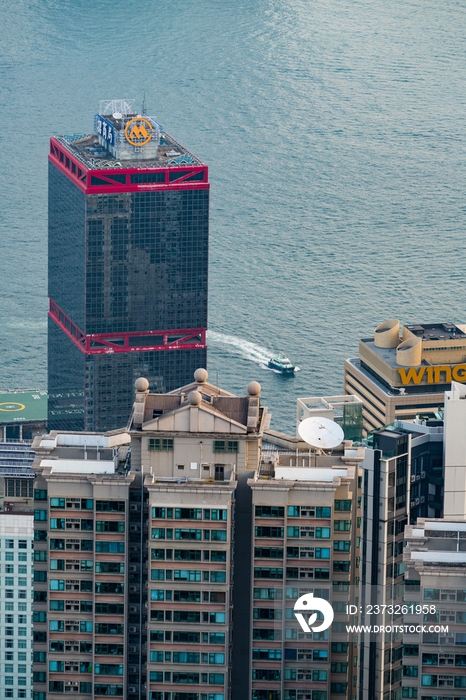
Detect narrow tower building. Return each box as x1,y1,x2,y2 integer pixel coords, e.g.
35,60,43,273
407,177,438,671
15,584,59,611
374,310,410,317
48,100,209,431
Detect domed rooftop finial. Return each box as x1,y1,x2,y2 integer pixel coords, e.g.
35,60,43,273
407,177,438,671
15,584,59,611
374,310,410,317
135,377,149,392
247,381,261,396
188,390,202,406
194,368,208,384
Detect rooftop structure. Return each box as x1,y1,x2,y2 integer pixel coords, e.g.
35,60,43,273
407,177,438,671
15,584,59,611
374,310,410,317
344,319,465,432
0,389,47,441
296,394,364,442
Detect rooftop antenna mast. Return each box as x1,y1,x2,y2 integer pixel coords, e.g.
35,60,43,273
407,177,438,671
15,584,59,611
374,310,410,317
142,92,147,115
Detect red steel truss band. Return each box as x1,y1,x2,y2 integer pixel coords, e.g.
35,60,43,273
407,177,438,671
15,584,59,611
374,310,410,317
49,299,207,355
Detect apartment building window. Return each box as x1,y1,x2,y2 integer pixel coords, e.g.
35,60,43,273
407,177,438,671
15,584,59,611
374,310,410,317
213,440,238,453
255,526,284,538
253,608,282,620
334,500,352,511
95,562,124,573
334,520,351,532
173,591,199,602
50,497,93,509
333,561,350,573
175,508,202,520
95,582,124,595
95,541,124,553
252,649,282,660
204,509,227,521
253,588,282,600
96,500,125,512
148,438,174,451
96,520,124,532
175,529,202,540
255,506,284,518
6,479,33,498
207,530,227,541
254,568,283,579
254,547,283,559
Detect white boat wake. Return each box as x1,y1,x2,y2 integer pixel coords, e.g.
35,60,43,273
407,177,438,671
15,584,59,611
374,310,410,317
206,330,272,368
207,330,299,372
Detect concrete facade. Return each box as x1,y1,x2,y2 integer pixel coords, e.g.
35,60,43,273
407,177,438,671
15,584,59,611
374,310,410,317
0,512,34,700
444,381,466,519
32,369,267,700
249,444,364,700
402,519,466,700
360,419,444,700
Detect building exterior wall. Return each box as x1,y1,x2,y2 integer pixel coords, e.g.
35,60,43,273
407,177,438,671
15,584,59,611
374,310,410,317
344,359,446,434
0,512,34,700
48,127,209,433
249,455,362,700
444,382,466,518
360,421,444,699
146,479,235,700
402,520,466,700
32,456,134,700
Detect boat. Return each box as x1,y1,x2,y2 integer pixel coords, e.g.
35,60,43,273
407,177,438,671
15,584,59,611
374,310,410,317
268,354,296,374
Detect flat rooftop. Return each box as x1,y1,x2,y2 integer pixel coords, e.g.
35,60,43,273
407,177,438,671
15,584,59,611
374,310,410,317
56,127,204,171
404,322,466,341
360,322,466,372
0,390,47,424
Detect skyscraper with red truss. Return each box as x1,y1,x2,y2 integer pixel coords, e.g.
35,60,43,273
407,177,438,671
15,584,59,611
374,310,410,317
48,100,209,431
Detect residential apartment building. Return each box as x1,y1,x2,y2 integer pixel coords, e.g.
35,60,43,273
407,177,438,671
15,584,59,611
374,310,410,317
128,369,266,700
360,419,444,699
402,519,466,700
32,369,267,700
249,443,364,700
32,430,133,700
0,512,34,700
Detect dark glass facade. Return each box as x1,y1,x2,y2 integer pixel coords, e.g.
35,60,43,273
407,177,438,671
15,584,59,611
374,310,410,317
48,152,208,432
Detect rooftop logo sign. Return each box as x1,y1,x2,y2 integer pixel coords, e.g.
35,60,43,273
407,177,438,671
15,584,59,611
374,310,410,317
96,115,115,146
124,117,153,147
398,364,466,385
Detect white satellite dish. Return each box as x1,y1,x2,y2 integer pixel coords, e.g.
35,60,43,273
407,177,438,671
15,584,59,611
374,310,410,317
298,416,344,450
113,112,123,119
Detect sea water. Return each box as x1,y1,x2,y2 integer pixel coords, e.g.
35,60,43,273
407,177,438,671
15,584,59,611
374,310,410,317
0,0,465,432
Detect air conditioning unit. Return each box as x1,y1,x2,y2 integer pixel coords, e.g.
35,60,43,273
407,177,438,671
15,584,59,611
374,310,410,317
129,665,138,673
130,606,138,613
130,504,139,511
129,586,138,593
129,687,137,694
410,475,416,482
129,645,137,653
421,471,426,478
415,498,420,505
130,565,138,572
129,626,138,633
410,501,416,508
130,524,140,532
